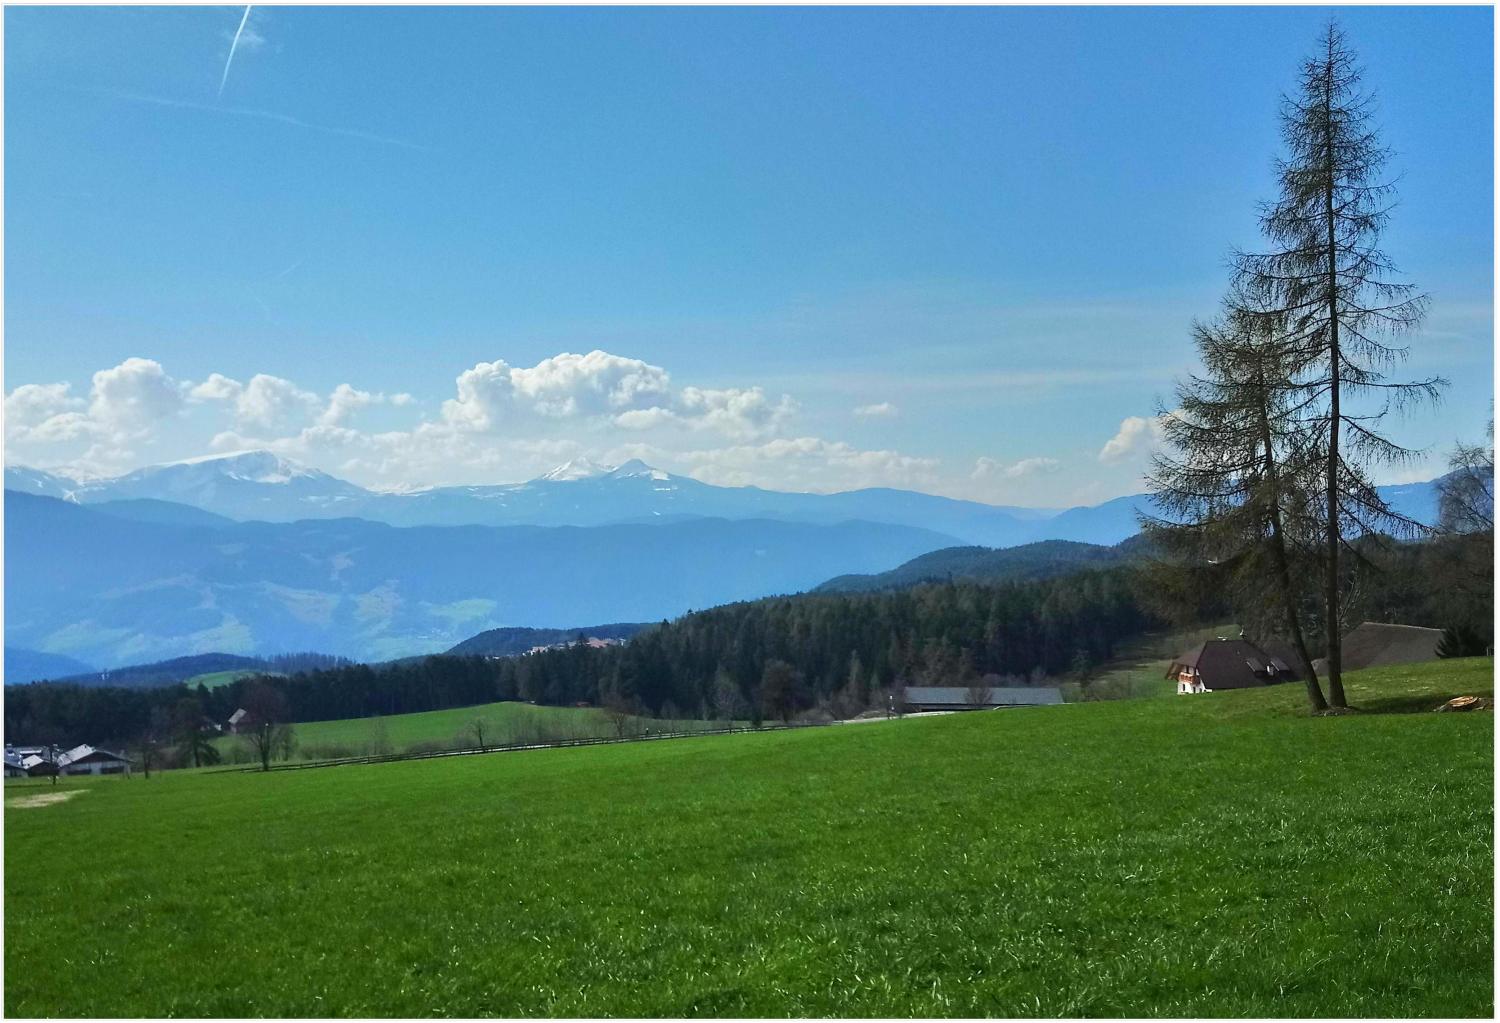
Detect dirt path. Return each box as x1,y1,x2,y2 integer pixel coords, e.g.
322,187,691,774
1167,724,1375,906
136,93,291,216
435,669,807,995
6,790,84,809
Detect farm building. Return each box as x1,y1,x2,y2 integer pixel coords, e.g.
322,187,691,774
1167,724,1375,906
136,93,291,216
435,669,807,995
1314,622,1444,675
902,685,1064,711
57,744,131,776
226,708,249,734
9,745,61,777
1168,637,1306,694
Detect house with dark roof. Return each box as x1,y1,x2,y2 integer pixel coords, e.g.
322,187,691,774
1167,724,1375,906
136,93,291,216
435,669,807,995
902,685,1064,711
1167,637,1305,694
1313,622,1443,675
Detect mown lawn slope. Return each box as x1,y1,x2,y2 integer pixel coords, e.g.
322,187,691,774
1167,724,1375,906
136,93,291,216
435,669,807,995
6,659,1492,1017
210,700,633,762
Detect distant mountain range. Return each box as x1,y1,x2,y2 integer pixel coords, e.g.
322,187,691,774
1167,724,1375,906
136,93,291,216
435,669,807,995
5,451,1446,671
5,491,959,668
8,450,1444,548
5,647,97,686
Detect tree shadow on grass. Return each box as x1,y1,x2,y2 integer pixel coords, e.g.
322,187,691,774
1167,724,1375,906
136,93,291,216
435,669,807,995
1350,691,1495,715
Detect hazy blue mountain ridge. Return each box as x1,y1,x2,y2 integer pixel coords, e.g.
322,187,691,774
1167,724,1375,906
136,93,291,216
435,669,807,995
6,491,961,667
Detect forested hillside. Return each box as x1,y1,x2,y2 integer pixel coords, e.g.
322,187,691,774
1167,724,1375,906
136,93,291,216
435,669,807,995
5,568,1153,745
817,538,1136,593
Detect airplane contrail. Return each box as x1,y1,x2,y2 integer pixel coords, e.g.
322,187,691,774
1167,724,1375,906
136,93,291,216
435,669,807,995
218,5,253,98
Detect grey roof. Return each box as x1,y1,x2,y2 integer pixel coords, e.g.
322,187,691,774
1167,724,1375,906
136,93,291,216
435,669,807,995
59,744,130,766
1322,622,1443,672
58,744,93,767
903,686,1064,707
1168,638,1305,690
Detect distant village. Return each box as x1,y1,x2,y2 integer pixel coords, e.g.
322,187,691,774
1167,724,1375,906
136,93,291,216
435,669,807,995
5,704,260,778
6,743,131,778
518,635,628,657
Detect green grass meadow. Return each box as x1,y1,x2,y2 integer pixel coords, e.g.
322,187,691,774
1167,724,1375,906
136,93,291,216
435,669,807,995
211,700,631,763
6,659,1493,1016
185,668,266,690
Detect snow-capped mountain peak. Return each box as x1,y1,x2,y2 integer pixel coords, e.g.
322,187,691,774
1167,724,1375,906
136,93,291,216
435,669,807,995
608,458,671,482
151,449,323,485
536,457,614,482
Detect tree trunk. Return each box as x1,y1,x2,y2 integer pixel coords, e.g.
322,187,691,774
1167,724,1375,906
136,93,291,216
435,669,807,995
1256,369,1328,712
1322,45,1348,709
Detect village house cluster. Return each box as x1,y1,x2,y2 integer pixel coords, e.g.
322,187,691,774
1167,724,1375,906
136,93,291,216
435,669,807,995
4,743,132,778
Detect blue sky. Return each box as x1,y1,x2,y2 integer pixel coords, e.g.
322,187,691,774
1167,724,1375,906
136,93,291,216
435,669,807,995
5,5,1492,505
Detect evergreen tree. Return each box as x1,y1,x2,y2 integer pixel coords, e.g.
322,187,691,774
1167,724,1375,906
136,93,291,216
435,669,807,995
1146,305,1329,711
1232,22,1443,707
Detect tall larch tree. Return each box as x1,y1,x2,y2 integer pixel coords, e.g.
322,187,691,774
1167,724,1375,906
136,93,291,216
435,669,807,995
1232,22,1444,708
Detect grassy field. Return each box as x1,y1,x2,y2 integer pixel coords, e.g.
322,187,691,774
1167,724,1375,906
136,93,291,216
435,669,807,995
211,701,716,763
185,668,267,690
6,658,1492,1016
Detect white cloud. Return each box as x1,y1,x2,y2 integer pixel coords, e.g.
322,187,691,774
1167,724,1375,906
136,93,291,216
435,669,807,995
510,350,672,418
853,402,898,419
1098,415,1165,463
680,436,940,493
5,382,88,443
191,372,320,434
234,374,321,433
672,386,796,439
6,351,942,497
320,383,380,427
6,359,189,468
88,357,186,438
972,456,1061,480
439,350,793,440
441,359,516,432
189,373,244,403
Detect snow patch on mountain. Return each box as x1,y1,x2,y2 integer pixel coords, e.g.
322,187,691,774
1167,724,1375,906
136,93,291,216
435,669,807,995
537,457,613,482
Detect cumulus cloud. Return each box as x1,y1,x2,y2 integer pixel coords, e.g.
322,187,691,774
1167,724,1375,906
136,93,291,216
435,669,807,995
235,374,322,432
510,350,672,418
6,350,928,494
320,383,381,427
670,386,796,439
972,455,1061,480
439,350,793,440
5,359,191,470
189,373,244,403
853,402,899,419
1098,415,1166,463
190,372,331,433
88,358,186,437
5,382,88,443
442,359,517,432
